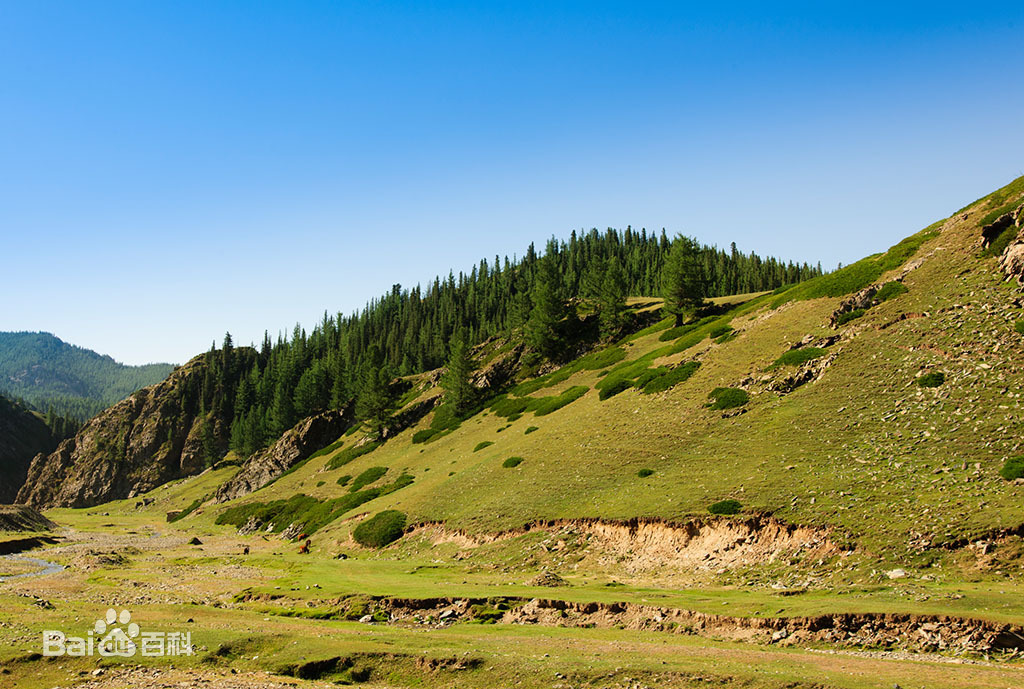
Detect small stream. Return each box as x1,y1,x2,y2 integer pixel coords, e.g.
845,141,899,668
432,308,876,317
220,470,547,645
0,554,66,582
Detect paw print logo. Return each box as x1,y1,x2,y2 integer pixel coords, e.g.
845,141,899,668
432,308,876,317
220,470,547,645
94,608,140,657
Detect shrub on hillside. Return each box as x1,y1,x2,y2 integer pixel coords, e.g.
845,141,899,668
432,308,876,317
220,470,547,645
637,468,654,478
532,385,589,416
524,426,539,434
640,362,701,394
502,456,524,468
772,347,827,368
999,456,1024,481
709,325,733,340
1015,320,1024,335
349,466,388,492
706,387,749,410
473,441,494,452
598,379,633,401
336,474,351,487
836,309,866,326
326,441,381,470
411,429,440,444
352,510,407,548
708,499,742,515
875,281,908,302
916,372,945,388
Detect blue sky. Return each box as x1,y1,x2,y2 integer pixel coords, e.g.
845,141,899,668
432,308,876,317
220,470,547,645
2,2,1023,365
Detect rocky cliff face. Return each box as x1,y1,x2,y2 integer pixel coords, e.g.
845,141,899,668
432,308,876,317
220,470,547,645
215,409,351,502
16,356,230,508
0,395,56,503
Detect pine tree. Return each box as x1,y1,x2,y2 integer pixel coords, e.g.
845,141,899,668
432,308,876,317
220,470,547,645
599,255,628,339
356,345,394,439
662,235,706,326
526,252,569,360
440,330,475,416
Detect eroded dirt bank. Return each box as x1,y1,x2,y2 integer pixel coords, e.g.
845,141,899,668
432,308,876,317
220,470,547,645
239,591,1024,656
407,515,844,576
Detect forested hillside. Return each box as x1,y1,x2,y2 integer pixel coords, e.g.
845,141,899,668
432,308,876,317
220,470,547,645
0,332,175,421
199,228,821,459
0,394,62,502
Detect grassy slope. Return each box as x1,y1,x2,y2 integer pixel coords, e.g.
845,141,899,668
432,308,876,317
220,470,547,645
215,178,1024,559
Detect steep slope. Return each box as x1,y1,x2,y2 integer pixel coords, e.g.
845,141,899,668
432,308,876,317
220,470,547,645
0,331,174,421
212,176,1024,562
0,394,56,503
15,355,230,508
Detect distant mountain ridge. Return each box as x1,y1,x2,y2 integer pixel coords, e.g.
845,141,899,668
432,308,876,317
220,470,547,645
0,332,175,421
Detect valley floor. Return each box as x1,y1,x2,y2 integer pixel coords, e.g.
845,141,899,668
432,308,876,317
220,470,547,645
1,504,1023,689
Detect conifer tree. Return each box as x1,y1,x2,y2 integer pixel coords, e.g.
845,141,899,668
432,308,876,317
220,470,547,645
662,235,706,326
440,330,475,416
599,255,628,339
356,345,394,439
526,252,569,360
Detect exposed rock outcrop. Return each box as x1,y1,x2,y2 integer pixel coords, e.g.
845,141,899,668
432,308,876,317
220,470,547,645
215,409,352,503
1000,240,1024,285
16,355,234,508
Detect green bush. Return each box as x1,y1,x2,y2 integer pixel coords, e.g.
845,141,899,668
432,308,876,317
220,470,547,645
985,226,1019,258
352,510,407,548
489,395,531,419
709,325,733,339
349,466,388,492
473,441,494,452
1014,320,1024,335
532,385,589,416
707,387,749,410
640,362,701,394
598,379,633,400
708,499,742,515
326,441,381,470
874,281,908,302
502,456,524,468
714,330,738,344
632,367,670,389
836,309,866,326
411,429,439,444
916,372,945,388
999,455,1024,481
524,426,539,434
637,468,654,478
336,474,351,487
772,347,827,368
168,497,204,523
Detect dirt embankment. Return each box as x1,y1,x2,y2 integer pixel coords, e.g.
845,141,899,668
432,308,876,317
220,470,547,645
278,593,1023,656
410,515,844,576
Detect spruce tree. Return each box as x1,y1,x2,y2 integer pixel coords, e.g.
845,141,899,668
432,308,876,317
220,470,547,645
662,235,706,326
356,345,394,439
526,253,569,360
599,255,628,339
440,331,475,416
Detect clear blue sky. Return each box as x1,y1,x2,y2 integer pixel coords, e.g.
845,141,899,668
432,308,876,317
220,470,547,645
2,2,1022,365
